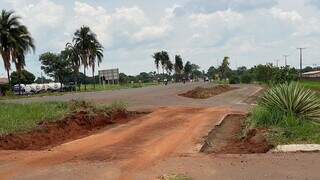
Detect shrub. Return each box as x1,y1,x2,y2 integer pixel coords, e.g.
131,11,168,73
240,73,252,84
260,82,320,122
229,76,240,84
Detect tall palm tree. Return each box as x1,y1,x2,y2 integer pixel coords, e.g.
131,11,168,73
88,40,103,89
152,52,161,75
174,55,184,81
65,42,81,90
73,26,101,91
160,51,170,75
0,10,34,87
165,60,173,75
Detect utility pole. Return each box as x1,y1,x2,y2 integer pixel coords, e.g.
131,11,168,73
283,55,289,66
297,48,306,78
41,72,44,84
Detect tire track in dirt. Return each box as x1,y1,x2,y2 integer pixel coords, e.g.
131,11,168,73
0,107,239,179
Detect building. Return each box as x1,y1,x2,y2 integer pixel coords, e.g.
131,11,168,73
302,70,320,81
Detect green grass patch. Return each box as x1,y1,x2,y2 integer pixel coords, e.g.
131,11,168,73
247,106,320,145
301,81,320,91
0,100,128,136
0,102,68,135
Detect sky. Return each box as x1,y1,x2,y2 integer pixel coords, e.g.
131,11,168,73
0,0,320,77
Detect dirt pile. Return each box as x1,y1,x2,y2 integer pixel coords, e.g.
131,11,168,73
200,114,273,154
179,85,238,99
0,110,146,150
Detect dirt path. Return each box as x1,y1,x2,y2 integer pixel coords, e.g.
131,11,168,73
0,107,240,180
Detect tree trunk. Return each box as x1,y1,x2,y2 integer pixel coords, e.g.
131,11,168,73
92,65,95,89
83,67,87,91
6,69,11,87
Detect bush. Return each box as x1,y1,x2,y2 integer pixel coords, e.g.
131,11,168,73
260,82,320,122
240,73,252,84
229,76,240,84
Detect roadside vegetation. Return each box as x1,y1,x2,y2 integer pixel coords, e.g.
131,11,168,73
0,100,127,135
246,83,320,145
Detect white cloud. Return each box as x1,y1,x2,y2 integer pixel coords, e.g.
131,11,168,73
190,9,243,27
270,8,303,23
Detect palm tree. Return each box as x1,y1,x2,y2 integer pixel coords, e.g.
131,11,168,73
184,61,192,80
165,59,173,75
88,40,103,89
65,42,81,90
160,51,170,75
174,55,184,81
0,10,34,88
73,26,101,91
152,52,161,75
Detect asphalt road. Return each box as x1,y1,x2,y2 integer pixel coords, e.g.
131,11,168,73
2,82,261,111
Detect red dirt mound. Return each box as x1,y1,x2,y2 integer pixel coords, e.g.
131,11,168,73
179,85,238,99
200,114,273,154
0,110,147,150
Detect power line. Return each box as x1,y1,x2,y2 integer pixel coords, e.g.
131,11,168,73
297,48,306,77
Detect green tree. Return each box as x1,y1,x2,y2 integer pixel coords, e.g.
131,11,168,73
10,70,35,85
0,10,35,86
65,42,81,90
207,66,217,79
174,55,184,81
39,52,73,87
160,51,170,75
73,26,102,90
218,57,232,80
153,52,161,75
184,61,192,79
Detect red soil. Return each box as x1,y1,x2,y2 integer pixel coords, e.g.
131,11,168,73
0,110,146,150
200,114,273,154
179,85,238,99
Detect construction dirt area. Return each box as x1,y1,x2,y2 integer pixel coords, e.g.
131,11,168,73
0,83,319,180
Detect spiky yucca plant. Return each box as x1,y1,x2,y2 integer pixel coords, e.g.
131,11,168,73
260,83,320,122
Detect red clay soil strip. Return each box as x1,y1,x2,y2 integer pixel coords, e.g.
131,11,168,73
179,85,238,99
200,114,273,154
0,111,148,150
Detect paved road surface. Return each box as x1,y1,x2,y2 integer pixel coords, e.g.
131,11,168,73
2,83,260,111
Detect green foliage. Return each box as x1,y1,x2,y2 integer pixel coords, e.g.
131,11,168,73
218,56,232,80
273,66,299,84
229,76,240,84
261,83,320,122
10,70,35,85
240,73,252,84
39,52,73,83
248,106,320,144
207,66,217,79
0,10,35,84
251,64,275,84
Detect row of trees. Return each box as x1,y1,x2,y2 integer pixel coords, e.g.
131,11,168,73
39,26,104,90
152,51,203,81
0,10,35,88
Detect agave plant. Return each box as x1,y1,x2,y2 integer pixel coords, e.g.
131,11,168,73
260,82,320,122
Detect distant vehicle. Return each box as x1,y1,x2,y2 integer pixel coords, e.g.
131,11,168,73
13,83,64,95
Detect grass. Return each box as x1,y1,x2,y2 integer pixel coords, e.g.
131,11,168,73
247,106,320,145
301,81,320,91
0,100,128,136
0,82,157,100
0,102,69,135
